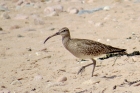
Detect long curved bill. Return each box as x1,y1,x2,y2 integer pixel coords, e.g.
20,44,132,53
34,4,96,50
44,32,60,44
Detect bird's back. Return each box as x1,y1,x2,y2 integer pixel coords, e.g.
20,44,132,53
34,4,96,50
63,38,126,59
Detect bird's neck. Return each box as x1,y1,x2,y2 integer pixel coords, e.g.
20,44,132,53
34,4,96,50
62,34,71,47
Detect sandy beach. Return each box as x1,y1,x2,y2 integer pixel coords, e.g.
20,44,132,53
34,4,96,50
0,0,140,93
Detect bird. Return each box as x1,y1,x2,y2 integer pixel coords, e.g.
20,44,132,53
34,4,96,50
44,27,127,77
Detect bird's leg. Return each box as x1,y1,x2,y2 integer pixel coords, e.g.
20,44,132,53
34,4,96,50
91,59,96,77
112,52,126,66
77,59,96,77
77,63,94,75
112,56,119,66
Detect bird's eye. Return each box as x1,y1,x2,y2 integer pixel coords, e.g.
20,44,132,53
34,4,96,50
63,30,66,32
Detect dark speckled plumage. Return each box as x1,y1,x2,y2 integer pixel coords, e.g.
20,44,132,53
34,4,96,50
64,38,126,58
44,27,127,77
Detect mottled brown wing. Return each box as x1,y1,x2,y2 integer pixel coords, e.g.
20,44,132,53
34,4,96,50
73,39,126,56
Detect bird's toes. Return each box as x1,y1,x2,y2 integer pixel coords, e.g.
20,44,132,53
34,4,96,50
77,66,85,75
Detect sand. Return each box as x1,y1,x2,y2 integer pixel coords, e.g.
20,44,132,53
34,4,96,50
0,0,140,93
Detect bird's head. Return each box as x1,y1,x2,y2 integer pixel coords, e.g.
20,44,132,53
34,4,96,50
44,27,70,44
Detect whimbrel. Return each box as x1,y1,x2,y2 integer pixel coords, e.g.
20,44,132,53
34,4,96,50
44,27,127,77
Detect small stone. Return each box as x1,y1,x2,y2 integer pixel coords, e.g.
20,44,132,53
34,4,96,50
82,79,93,85
11,80,22,85
132,32,135,35
134,0,140,3
88,21,94,24
33,75,43,81
112,18,117,22
15,6,21,10
103,6,110,11
57,76,67,82
10,25,20,30
67,7,79,14
97,39,101,42
17,34,24,37
28,48,32,51
35,52,40,56
0,5,9,11
40,0,45,2
126,37,132,39
113,85,117,90
106,39,110,42
85,0,94,3
50,28,55,31
34,3,41,8
104,15,110,20
44,7,59,16
34,18,45,25
16,0,24,6
0,27,3,31
44,7,55,15
132,57,137,62
1,86,6,88
25,28,36,31
31,88,36,91
95,22,103,27
0,89,11,93
14,14,28,20
54,0,61,2
1,12,10,19
52,5,63,12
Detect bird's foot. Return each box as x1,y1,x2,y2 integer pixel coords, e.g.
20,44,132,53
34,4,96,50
77,66,85,75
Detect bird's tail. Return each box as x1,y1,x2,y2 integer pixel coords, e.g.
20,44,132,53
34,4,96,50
107,46,127,55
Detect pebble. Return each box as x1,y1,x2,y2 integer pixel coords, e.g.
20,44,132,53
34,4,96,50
46,82,65,88
44,7,58,16
15,6,21,10
82,79,100,85
34,3,41,8
25,28,36,31
95,22,104,27
1,12,10,19
0,5,9,11
67,7,79,14
34,18,45,25
97,39,101,42
52,5,63,12
17,34,24,37
45,0,52,3
57,76,67,82
44,7,55,13
14,14,28,20
50,28,55,31
103,6,110,11
44,5,63,16
104,15,110,20
10,25,20,30
82,79,93,85
78,7,103,15
0,89,11,93
16,0,24,6
33,75,43,81
53,0,61,3
134,0,140,3
11,80,22,85
84,0,94,3
88,20,94,24
132,32,135,35
106,39,110,42
0,27,3,31
71,0,82,2
126,37,132,39
132,56,137,62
